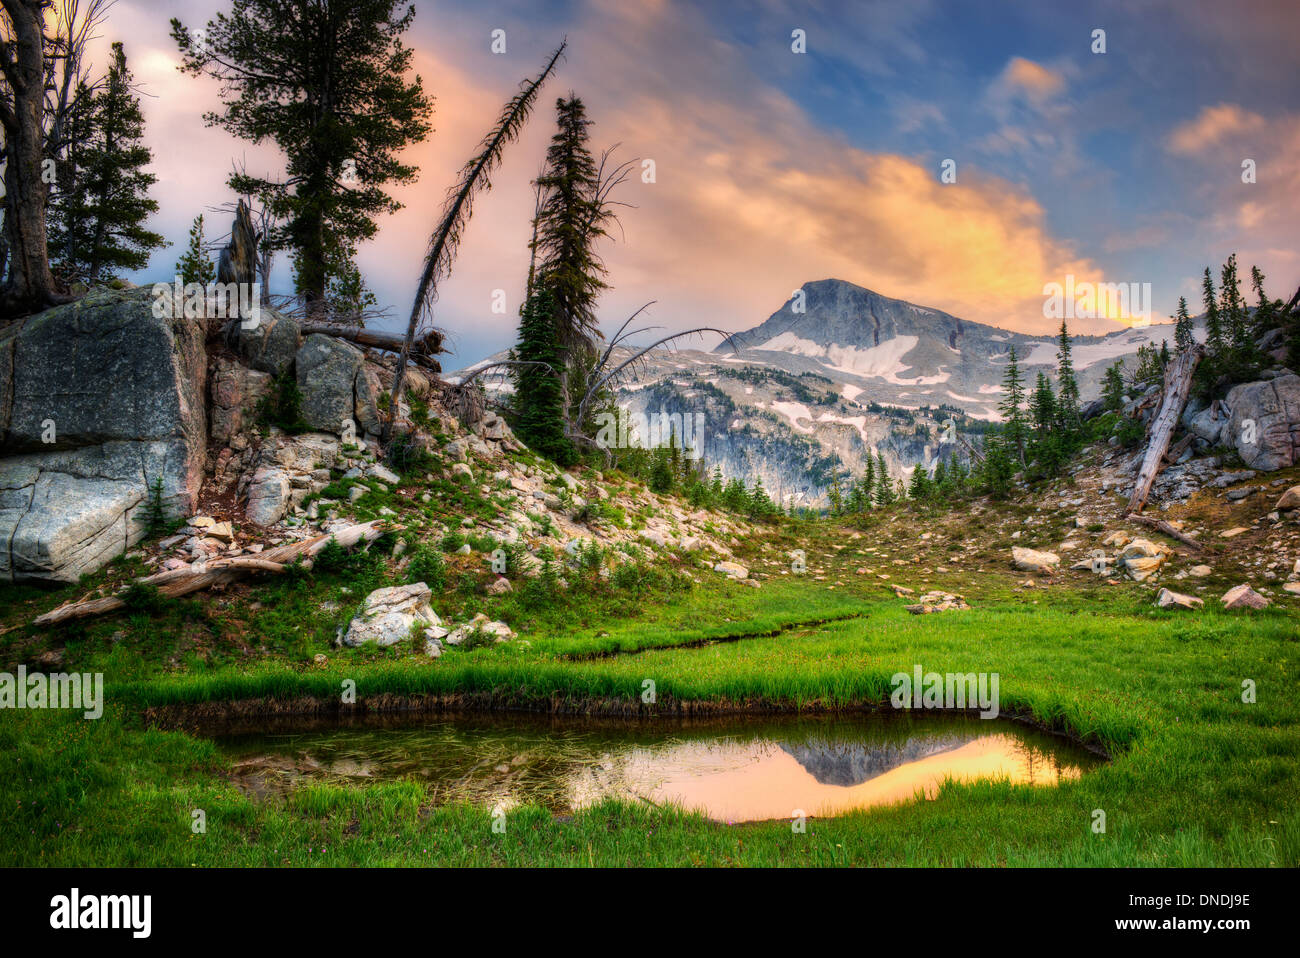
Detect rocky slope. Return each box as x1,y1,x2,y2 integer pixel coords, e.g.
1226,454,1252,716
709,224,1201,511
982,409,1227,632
457,278,1198,505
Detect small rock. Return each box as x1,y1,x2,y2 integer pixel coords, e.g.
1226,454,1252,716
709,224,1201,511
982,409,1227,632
1220,584,1269,610
713,561,749,579
1155,588,1203,610
1011,547,1059,574
1275,486,1300,511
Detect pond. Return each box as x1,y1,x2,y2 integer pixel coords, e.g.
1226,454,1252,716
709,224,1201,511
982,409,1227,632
212,711,1103,823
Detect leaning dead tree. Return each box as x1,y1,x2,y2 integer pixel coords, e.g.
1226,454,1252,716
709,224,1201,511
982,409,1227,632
34,520,395,627
1125,343,1204,516
384,41,567,442
564,304,738,461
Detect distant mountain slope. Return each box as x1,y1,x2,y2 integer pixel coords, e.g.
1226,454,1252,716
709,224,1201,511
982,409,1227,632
453,278,1193,506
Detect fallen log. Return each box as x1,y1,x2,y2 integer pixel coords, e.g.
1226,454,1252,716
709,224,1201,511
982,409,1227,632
1124,513,1205,553
34,521,396,627
1125,344,1203,515
299,323,444,372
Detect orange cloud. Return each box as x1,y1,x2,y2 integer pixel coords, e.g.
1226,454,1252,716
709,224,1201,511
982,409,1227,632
1167,103,1266,154
1000,57,1065,102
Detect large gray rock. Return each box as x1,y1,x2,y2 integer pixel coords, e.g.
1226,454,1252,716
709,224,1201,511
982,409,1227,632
210,357,270,446
1184,398,1231,446
296,334,363,434
354,363,384,437
1225,372,1300,471
343,583,442,647
0,289,207,582
244,466,292,526
229,309,299,376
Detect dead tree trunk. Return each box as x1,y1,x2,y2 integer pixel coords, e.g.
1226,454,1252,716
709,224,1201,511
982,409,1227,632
1124,513,1204,552
0,0,69,317
1125,344,1203,515
34,520,395,627
299,323,443,371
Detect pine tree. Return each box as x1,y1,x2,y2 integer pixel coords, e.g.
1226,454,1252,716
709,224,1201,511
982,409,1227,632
532,96,613,355
176,215,216,285
1219,254,1251,351
827,475,844,516
1202,268,1224,356
48,44,166,283
980,435,1016,499
873,451,894,506
1173,296,1194,354
1029,372,1057,438
999,344,1028,466
512,289,575,466
907,464,931,500
1249,265,1279,347
748,478,773,517
172,1,433,310
1102,361,1126,412
1055,320,1081,428
932,458,948,495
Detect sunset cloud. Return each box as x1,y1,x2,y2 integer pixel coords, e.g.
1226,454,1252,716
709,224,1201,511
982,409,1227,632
1167,103,1267,154
98,0,1300,363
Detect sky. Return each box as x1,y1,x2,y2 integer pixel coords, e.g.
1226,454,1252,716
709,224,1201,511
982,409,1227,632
108,0,1300,367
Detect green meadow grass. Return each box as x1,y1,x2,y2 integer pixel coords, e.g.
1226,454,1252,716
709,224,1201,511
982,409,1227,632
3,588,1297,867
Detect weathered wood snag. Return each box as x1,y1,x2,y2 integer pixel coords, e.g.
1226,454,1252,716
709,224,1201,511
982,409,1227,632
1124,513,1204,552
34,520,396,627
217,199,258,287
1125,344,1203,516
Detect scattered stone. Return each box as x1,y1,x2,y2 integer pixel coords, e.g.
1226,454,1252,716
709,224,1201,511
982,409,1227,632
487,577,513,595
1220,584,1269,610
903,591,971,614
1220,527,1249,539
1155,588,1203,610
714,561,749,579
1011,547,1059,574
1188,565,1213,577
1275,486,1300,511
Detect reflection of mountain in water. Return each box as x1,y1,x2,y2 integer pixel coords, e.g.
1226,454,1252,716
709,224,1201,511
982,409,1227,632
780,733,982,787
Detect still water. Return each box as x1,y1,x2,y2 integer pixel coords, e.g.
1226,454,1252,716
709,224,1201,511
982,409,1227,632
213,711,1101,822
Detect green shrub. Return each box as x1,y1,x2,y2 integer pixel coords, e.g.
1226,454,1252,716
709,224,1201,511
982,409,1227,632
406,545,447,591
